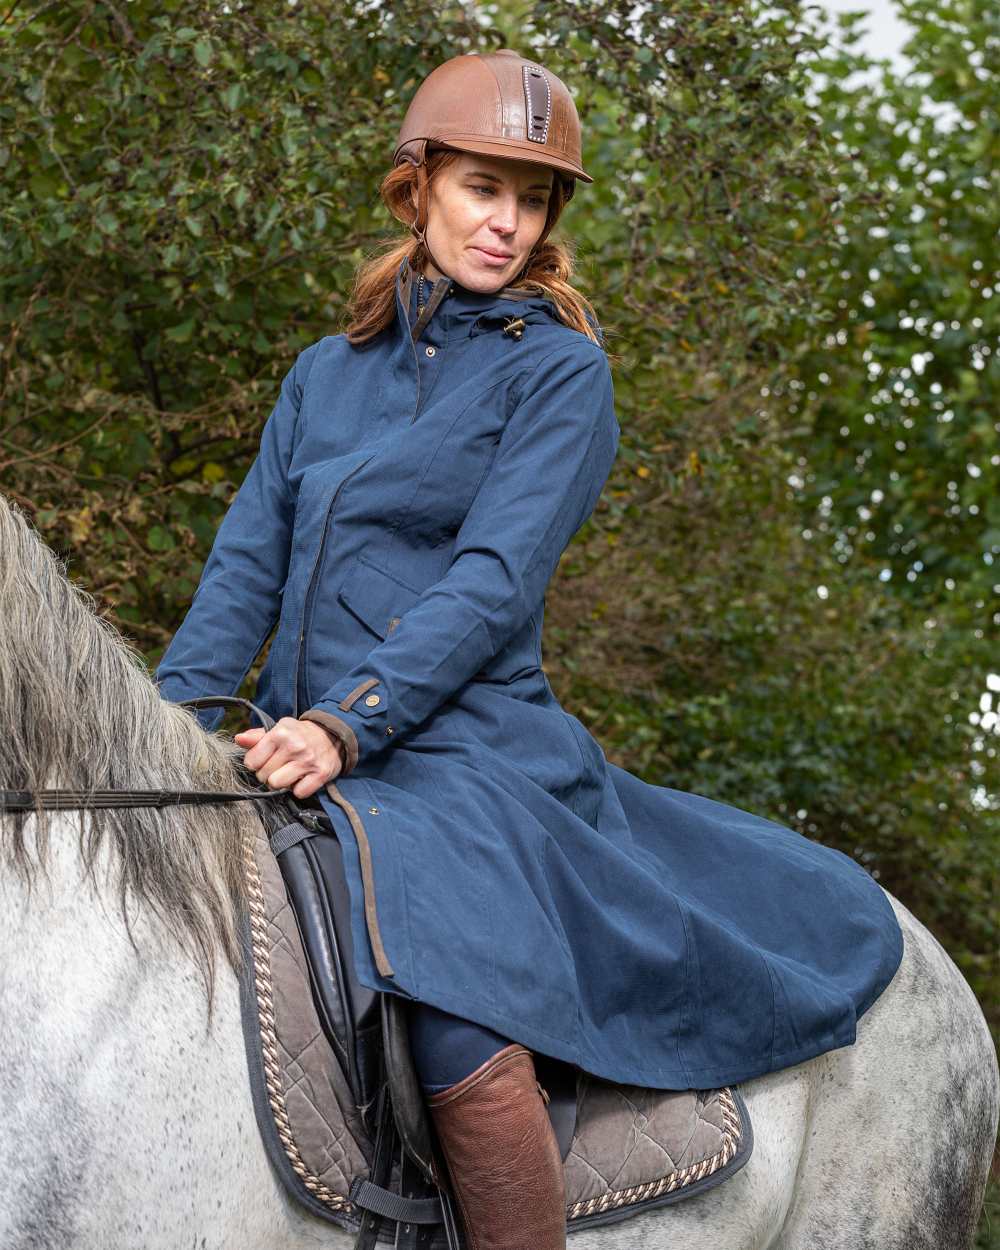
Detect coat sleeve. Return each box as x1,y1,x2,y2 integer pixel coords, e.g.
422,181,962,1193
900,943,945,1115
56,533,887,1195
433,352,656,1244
301,338,620,774
154,341,321,731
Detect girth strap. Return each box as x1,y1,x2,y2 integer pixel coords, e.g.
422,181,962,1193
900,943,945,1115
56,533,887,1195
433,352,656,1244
352,1078,398,1250
347,1178,443,1225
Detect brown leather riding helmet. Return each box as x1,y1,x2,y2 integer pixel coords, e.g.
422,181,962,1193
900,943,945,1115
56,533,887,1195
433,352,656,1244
393,49,593,251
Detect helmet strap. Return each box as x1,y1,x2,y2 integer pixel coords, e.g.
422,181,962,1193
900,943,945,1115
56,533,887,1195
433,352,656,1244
409,161,429,242
528,180,564,255
407,159,454,284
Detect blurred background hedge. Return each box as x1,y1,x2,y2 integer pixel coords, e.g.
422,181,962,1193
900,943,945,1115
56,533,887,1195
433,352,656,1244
1,0,996,1231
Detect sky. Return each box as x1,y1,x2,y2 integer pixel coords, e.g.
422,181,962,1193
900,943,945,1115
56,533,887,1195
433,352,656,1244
817,0,914,76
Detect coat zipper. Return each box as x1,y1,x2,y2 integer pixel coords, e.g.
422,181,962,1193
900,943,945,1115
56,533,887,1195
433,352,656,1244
406,275,453,425
408,334,422,426
289,270,442,986
405,284,423,426
291,453,395,980
293,453,376,717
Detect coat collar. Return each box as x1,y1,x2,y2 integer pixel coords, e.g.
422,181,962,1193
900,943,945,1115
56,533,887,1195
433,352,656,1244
395,256,562,343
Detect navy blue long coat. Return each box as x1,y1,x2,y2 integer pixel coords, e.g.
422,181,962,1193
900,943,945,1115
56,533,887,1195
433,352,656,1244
156,256,904,1091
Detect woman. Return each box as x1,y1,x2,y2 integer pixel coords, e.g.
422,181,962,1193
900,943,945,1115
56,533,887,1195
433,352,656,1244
156,49,904,1250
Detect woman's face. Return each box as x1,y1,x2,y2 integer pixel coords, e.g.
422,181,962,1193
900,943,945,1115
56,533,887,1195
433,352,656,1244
418,152,554,291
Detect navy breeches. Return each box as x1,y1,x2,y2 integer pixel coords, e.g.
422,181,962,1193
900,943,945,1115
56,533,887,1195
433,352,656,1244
407,1001,515,1094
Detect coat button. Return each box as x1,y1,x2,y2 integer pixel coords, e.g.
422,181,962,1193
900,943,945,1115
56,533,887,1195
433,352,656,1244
425,345,436,357
385,726,395,736
364,693,381,706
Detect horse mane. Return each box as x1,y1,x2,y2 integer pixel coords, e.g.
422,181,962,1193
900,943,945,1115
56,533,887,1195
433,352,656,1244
0,492,252,1003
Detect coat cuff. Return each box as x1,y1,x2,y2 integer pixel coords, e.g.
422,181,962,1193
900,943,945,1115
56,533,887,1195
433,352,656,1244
301,675,390,776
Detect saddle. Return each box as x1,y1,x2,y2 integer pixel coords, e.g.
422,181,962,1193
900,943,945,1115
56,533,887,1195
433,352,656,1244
190,698,753,1248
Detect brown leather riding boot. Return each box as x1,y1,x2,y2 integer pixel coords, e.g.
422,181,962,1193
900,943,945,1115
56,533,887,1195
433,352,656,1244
425,1042,566,1250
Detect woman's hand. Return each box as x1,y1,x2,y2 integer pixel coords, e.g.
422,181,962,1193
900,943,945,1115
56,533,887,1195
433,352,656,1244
235,717,345,799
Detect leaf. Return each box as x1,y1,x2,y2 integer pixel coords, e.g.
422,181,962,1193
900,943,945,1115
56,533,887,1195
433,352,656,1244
147,526,176,552
193,38,213,68
165,317,197,343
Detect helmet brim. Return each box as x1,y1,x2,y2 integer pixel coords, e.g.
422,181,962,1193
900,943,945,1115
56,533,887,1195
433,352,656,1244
426,135,593,184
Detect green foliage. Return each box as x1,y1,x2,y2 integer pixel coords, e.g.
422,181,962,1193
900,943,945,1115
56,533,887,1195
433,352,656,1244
1,0,482,639
786,0,1000,1035
785,0,1000,607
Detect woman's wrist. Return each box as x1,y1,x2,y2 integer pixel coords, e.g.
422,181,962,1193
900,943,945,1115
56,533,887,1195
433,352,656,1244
298,714,350,775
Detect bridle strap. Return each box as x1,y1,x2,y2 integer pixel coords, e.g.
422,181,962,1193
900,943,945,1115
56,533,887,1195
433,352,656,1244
0,788,291,813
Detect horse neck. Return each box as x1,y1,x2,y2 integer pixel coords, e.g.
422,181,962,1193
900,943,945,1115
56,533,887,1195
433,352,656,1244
0,815,228,1060
0,812,347,1248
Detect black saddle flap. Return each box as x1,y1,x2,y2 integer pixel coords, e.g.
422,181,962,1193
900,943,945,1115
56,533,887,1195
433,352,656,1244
273,819,383,1121
381,992,438,1184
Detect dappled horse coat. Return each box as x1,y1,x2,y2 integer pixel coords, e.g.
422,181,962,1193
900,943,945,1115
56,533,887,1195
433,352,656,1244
156,256,904,1090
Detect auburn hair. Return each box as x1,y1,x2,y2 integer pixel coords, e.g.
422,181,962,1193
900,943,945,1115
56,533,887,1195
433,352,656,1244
340,148,609,353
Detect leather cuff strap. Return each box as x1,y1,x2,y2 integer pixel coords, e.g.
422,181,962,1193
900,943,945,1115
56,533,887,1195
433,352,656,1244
299,710,359,777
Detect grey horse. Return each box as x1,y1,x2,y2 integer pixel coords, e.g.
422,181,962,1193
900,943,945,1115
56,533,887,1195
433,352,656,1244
1,491,996,1250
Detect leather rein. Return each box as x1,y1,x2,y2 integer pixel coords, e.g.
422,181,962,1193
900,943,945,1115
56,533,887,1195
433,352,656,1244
0,697,294,815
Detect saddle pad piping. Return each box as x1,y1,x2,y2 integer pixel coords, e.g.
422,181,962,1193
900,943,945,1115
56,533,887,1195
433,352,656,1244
241,822,357,1218
565,1086,744,1221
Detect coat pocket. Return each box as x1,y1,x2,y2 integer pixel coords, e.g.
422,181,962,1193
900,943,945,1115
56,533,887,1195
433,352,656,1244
337,553,424,641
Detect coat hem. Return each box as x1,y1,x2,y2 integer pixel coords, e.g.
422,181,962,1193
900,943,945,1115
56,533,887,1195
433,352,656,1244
364,973,893,1094
319,763,908,1093
329,794,908,1091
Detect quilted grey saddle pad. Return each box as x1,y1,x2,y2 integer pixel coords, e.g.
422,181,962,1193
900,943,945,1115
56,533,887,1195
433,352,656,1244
238,825,753,1241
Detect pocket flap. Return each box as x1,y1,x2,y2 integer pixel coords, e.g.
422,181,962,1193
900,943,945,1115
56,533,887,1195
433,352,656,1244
337,554,423,641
